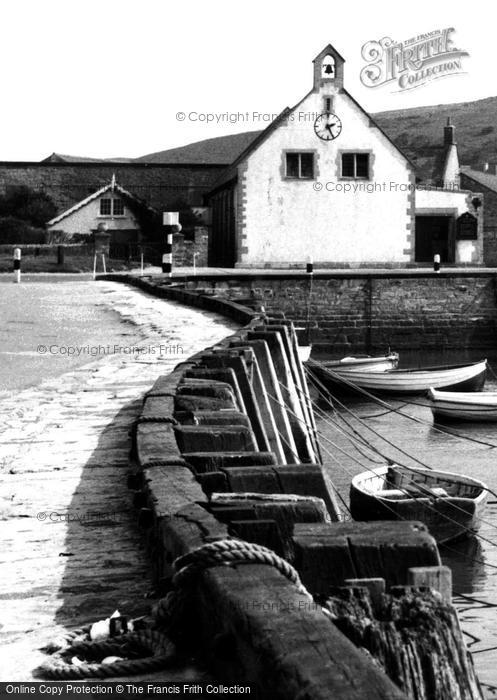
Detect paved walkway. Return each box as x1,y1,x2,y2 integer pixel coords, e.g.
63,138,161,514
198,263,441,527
0,281,236,680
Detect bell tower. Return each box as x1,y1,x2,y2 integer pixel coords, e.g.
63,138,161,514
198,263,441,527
313,44,345,91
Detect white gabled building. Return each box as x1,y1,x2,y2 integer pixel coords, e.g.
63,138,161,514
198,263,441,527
208,44,483,268
46,175,152,239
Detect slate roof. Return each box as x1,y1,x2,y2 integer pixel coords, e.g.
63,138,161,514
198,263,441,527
460,166,497,193
42,153,133,164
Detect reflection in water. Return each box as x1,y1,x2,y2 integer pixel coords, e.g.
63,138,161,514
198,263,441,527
440,536,487,594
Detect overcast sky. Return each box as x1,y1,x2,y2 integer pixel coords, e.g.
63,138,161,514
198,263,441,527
0,0,491,161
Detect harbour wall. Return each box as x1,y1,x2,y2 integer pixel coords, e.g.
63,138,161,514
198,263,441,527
179,271,497,352
102,273,482,699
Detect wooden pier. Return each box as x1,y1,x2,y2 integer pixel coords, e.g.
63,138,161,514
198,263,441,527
120,276,483,700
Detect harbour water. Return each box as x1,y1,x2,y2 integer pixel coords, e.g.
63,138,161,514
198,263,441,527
315,349,497,698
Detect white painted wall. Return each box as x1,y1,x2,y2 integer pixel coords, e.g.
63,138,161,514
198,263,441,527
415,188,482,264
238,87,413,266
47,193,139,235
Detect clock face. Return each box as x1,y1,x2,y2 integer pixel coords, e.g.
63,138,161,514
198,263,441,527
314,112,342,141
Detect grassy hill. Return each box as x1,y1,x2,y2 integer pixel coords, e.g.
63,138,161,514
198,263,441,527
373,96,497,170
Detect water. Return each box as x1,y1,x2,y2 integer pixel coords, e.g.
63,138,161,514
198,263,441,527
0,280,143,393
315,349,497,696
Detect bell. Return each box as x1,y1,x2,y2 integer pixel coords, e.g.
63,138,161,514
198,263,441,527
324,64,334,75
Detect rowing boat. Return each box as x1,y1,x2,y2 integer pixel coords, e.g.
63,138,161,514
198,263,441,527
309,359,487,394
350,464,488,544
316,352,399,373
428,388,497,422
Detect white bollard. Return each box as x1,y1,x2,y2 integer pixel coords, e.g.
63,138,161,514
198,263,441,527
13,248,21,283
433,253,441,273
162,212,181,279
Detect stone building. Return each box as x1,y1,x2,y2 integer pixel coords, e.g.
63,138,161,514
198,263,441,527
207,45,482,268
460,164,497,265
0,44,487,269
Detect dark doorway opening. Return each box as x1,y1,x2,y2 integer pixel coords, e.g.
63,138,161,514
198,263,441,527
415,216,454,263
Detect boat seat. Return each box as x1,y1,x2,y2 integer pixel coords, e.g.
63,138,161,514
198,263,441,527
376,488,408,499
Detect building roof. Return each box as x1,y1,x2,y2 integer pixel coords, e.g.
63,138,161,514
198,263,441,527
134,131,264,165
460,166,497,193
47,177,156,226
42,152,133,164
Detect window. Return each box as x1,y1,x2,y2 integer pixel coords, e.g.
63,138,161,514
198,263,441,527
100,198,111,215
99,197,124,216
286,152,314,179
324,96,333,112
112,198,124,215
341,153,370,179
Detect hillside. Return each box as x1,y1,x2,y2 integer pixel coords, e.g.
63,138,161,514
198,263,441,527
134,131,262,165
373,96,497,176
133,97,497,177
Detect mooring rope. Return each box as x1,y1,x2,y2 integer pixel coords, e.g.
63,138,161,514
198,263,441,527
271,376,497,551
39,539,310,680
307,359,497,450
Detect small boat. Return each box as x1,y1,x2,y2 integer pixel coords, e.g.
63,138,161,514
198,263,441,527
428,388,497,422
350,464,488,544
309,359,487,395
317,352,399,373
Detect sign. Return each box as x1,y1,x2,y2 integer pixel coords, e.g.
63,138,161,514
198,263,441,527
93,231,111,254
456,212,478,240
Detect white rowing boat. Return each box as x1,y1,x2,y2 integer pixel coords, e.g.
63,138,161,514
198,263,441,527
318,353,399,373
428,388,497,422
350,464,488,544
309,359,487,395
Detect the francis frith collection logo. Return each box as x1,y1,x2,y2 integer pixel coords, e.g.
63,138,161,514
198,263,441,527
360,28,469,91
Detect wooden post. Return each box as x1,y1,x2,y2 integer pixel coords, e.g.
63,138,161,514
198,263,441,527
407,565,452,603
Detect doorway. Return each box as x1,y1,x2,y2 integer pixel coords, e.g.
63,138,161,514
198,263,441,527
415,215,454,263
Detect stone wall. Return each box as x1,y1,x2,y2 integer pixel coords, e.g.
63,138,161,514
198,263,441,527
0,162,225,214
182,272,497,351
172,226,209,267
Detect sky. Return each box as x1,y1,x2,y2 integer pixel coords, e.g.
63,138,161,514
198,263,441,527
0,0,493,161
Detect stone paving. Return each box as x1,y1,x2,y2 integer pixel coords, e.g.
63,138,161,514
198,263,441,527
0,281,237,680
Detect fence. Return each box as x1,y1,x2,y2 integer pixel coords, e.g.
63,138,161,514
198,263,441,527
0,227,209,273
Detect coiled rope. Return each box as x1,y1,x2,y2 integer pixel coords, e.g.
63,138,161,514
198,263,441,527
40,538,309,680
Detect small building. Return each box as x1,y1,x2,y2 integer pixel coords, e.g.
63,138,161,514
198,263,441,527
460,164,497,265
208,44,483,268
46,176,151,243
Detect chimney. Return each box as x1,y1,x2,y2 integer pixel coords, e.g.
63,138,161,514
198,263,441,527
444,117,456,146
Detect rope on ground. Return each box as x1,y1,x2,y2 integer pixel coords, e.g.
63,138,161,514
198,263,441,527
39,538,310,680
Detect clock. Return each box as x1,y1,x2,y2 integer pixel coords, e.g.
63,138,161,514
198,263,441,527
314,112,342,141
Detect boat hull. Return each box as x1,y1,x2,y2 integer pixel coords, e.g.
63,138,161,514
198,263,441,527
350,465,488,544
428,389,497,422
310,360,487,395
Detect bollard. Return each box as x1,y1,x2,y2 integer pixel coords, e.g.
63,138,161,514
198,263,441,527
162,212,182,278
306,255,314,275
433,253,441,273
13,247,21,283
